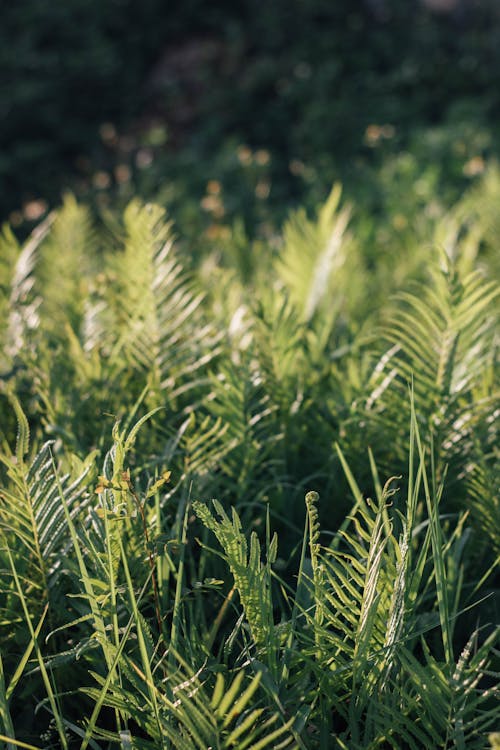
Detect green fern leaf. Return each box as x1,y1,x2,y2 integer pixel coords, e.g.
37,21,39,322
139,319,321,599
193,500,275,650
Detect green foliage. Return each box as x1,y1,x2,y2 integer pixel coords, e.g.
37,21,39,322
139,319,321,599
363,255,498,474
89,661,297,750
193,499,278,652
0,188,498,747
276,184,354,323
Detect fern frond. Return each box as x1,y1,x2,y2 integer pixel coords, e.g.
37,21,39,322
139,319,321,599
313,495,393,682
365,256,499,477
85,657,296,749
108,200,221,389
276,183,351,322
193,500,276,652
456,164,500,278
37,194,94,335
0,437,91,601
250,292,306,402
3,215,52,361
175,412,233,492
0,224,21,366
205,360,283,499
466,456,500,556
304,420,498,749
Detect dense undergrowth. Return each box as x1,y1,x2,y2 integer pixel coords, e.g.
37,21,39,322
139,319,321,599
0,173,498,748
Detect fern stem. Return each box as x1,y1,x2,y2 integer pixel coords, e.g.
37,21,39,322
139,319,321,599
169,488,190,668
128,483,164,645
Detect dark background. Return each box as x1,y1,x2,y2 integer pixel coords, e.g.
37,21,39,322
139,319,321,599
2,0,500,234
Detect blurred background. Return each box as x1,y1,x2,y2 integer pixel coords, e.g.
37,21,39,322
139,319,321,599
2,0,500,244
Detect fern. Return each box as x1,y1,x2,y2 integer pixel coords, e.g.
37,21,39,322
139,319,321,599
1,215,52,363
0,187,498,748
364,254,499,483
456,164,500,279
85,657,296,749
16,200,225,452
204,359,283,502
107,200,221,389
0,399,92,607
161,666,297,750
37,194,94,336
276,183,352,323
179,412,232,481
466,456,500,556
193,499,277,653
293,411,499,748
0,225,21,363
